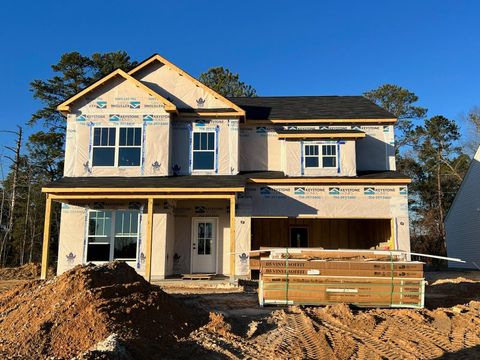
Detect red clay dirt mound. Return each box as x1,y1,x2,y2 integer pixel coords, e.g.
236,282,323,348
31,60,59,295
0,261,208,359
0,262,40,280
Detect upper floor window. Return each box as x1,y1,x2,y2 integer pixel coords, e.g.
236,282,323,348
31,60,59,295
304,143,337,169
119,128,142,166
92,127,142,167
193,131,215,170
92,128,116,166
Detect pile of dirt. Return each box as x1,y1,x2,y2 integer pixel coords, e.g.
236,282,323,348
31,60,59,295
426,276,480,308
0,261,209,359
190,302,480,359
0,262,41,280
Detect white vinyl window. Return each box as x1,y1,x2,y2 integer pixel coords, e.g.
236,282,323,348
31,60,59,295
192,131,216,170
86,210,140,262
304,143,337,168
92,128,116,166
92,127,142,167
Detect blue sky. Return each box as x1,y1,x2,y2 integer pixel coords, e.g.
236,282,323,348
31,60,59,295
0,0,478,157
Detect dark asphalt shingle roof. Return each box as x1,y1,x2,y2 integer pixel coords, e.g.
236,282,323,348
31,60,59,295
44,172,283,189
44,171,409,190
227,96,395,121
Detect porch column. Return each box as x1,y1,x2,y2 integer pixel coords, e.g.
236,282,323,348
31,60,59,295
40,194,52,280
144,197,154,282
229,195,236,279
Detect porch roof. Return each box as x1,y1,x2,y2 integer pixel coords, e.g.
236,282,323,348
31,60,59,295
43,170,411,195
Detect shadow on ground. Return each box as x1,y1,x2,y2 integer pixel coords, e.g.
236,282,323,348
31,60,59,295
434,345,480,359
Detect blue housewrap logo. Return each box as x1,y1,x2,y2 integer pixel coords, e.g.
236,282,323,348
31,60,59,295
96,101,107,109
260,187,271,195
109,114,120,121
294,187,305,195
130,101,141,109
195,120,206,126
364,187,376,195
329,187,340,195
383,126,389,132
399,187,408,195
143,115,153,122
256,127,267,134
76,115,86,122
195,206,206,214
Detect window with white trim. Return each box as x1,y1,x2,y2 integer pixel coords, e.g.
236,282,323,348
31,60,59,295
119,128,142,166
92,127,142,167
92,128,116,166
303,143,337,168
86,210,139,262
192,131,215,170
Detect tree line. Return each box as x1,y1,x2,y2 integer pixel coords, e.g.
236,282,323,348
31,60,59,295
0,51,477,267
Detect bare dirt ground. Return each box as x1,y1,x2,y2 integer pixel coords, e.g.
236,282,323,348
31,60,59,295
1,265,480,359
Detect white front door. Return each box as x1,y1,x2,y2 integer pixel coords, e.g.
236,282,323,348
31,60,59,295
191,218,217,273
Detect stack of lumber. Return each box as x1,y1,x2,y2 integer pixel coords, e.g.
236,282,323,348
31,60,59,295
258,249,425,308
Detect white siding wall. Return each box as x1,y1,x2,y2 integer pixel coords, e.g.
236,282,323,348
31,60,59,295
445,147,480,268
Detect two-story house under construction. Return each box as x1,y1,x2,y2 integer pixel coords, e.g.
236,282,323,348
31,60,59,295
40,54,411,281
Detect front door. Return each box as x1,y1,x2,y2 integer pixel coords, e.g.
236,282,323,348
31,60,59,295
191,218,217,273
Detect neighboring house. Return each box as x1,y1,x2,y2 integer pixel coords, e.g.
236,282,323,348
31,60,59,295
445,146,480,268
40,54,411,281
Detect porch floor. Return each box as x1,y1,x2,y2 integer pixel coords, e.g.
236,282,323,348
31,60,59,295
152,275,241,294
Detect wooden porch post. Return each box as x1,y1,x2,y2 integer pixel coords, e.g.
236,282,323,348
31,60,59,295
40,194,52,280
144,197,154,282
389,218,396,250
229,195,236,279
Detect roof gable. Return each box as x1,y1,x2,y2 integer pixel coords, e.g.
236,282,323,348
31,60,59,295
57,69,177,113
128,54,245,116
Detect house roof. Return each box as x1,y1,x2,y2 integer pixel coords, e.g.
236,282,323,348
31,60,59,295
227,96,396,123
247,171,411,184
43,171,410,194
275,129,366,140
57,69,177,114
128,54,245,116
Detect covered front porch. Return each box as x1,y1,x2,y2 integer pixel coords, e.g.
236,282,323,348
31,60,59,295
40,176,244,282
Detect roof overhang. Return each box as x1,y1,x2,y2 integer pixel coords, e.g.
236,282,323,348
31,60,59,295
248,178,411,185
254,118,397,124
43,186,244,194
56,69,178,115
276,131,366,140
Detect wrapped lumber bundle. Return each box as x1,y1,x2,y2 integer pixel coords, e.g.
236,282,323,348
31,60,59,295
258,249,425,308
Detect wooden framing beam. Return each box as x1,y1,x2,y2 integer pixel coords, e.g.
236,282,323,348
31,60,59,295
229,195,236,279
47,193,237,201
40,194,52,280
389,218,396,250
144,198,154,282
42,187,244,194
248,178,411,185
